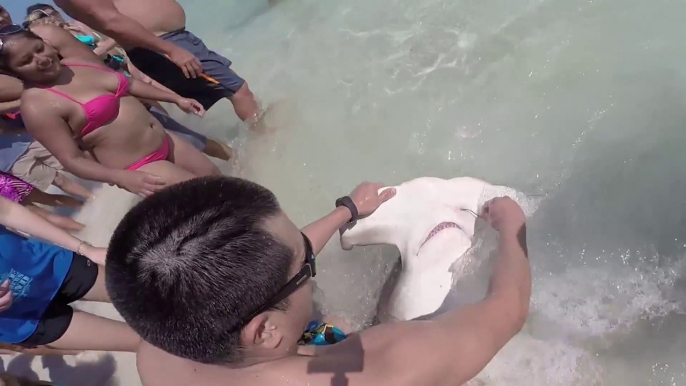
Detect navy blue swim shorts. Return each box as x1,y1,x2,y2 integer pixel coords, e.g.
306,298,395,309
126,29,246,110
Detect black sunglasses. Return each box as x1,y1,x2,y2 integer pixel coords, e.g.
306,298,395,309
240,232,317,326
0,24,25,53
0,24,23,35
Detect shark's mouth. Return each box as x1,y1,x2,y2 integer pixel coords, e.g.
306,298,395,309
418,222,462,252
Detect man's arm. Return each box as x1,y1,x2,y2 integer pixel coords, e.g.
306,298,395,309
301,183,396,254
317,197,531,386
54,0,202,78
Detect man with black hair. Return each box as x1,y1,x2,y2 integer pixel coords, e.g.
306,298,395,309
106,176,531,386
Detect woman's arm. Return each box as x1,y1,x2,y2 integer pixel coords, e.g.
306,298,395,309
0,196,104,263
20,92,165,197
0,75,24,114
21,93,123,185
30,24,103,65
127,78,184,103
128,79,204,116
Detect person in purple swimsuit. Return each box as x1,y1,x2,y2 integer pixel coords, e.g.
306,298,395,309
0,171,84,231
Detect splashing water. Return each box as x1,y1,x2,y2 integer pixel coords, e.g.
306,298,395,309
180,0,684,384
10,0,685,384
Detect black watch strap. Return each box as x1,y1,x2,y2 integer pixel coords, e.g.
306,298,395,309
335,196,359,223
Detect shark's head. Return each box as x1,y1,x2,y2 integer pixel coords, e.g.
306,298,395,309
339,176,524,321
340,177,491,255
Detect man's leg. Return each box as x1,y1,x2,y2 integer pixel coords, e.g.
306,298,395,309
229,82,259,123
164,31,260,123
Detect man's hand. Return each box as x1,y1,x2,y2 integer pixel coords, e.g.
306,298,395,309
166,45,203,79
480,197,526,234
349,182,396,217
0,280,13,313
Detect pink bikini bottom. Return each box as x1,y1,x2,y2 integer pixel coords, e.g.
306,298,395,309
125,135,172,171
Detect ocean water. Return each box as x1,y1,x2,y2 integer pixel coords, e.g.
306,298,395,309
177,0,685,384
4,0,685,385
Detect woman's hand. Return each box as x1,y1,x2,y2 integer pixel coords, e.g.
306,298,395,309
0,280,13,313
114,170,166,197
175,98,205,117
82,245,107,266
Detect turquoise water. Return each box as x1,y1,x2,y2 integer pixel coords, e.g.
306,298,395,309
179,0,686,384
3,0,684,384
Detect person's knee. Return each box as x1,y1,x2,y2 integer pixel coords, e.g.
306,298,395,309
197,161,222,177
232,82,255,102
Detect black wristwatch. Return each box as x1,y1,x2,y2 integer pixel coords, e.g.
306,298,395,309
335,196,359,223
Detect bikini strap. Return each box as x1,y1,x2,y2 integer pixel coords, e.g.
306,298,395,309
61,62,128,95
41,87,84,105
62,62,117,72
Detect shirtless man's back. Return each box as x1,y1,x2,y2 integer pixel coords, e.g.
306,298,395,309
55,0,260,121
111,0,185,36
105,177,531,386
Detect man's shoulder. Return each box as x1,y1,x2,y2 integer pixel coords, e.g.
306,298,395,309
137,341,197,386
137,341,403,386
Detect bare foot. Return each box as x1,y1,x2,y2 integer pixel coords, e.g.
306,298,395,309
203,139,235,161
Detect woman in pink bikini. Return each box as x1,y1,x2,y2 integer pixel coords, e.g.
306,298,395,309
0,26,220,197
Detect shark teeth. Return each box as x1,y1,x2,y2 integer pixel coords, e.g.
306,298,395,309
419,222,462,251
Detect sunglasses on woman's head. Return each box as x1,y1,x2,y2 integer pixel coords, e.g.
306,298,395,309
0,24,25,53
0,24,23,35
28,9,53,22
239,232,317,327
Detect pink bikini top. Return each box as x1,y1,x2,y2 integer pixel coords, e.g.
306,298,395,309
42,63,130,138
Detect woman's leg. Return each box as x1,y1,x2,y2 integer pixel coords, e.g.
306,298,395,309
137,160,197,186
46,310,140,352
25,205,85,232
80,264,110,303
167,133,222,177
203,139,235,161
